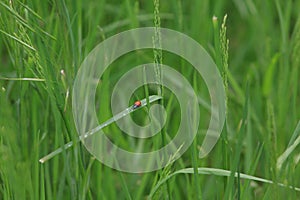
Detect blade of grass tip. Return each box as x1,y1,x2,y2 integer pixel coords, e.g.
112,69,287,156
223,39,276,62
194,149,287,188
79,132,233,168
148,167,300,198
277,120,300,170
39,95,162,163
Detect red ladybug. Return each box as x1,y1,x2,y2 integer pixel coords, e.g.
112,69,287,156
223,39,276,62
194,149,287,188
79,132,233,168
132,100,142,109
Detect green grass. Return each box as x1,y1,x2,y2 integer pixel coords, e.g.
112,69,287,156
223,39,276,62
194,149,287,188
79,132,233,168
1,0,300,199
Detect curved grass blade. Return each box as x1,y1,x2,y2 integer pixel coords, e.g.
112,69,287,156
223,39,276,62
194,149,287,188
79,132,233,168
148,167,300,199
277,120,300,169
39,95,162,163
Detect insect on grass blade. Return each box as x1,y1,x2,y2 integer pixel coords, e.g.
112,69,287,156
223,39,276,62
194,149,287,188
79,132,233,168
39,95,162,163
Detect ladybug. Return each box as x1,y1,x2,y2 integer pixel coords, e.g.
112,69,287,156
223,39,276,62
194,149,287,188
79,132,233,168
132,100,142,109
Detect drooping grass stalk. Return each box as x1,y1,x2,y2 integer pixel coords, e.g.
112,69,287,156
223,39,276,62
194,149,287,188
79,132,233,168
148,167,300,198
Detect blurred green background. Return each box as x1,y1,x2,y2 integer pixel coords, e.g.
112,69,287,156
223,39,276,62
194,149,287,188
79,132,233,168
0,0,300,199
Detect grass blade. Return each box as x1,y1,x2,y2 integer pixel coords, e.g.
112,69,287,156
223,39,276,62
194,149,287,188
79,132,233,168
39,95,162,163
0,76,45,81
148,167,300,199
277,120,300,169
0,29,36,51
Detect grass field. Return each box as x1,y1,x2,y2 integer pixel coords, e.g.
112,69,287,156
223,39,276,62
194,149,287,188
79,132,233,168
1,0,300,199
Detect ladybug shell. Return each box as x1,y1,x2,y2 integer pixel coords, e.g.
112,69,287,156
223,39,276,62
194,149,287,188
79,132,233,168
133,100,142,109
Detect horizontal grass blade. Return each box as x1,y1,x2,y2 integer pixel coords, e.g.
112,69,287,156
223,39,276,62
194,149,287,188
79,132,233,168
0,76,45,81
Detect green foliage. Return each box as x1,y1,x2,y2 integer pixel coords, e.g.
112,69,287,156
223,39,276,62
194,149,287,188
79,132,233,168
0,0,300,199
